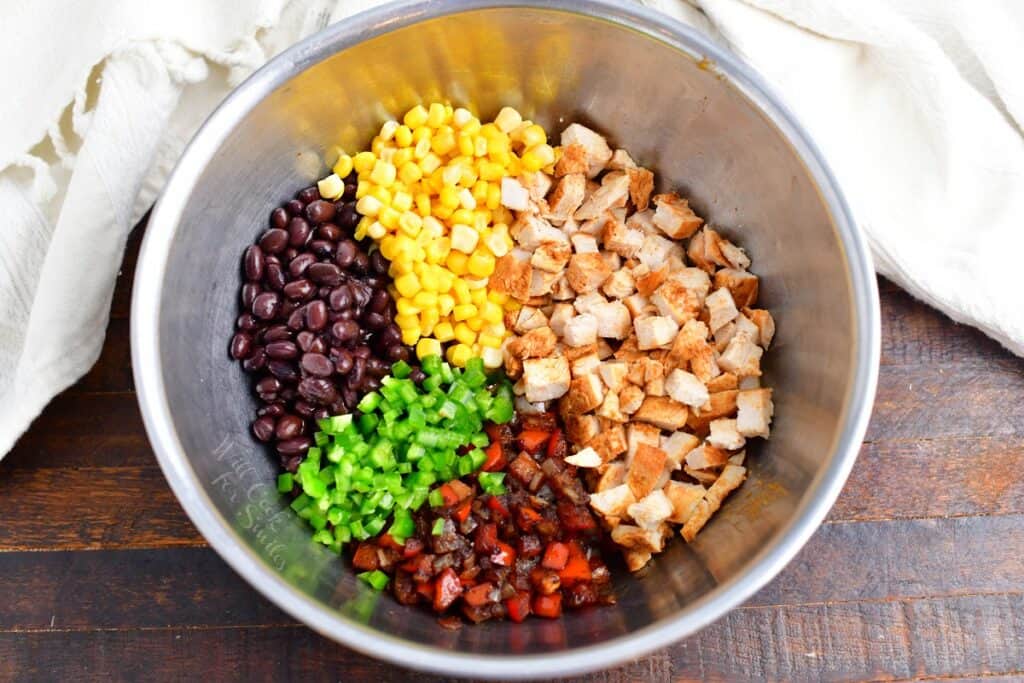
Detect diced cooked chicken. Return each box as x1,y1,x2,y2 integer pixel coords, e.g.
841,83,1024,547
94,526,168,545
563,313,598,347
619,385,645,414
601,252,622,275
554,143,589,177
587,423,628,461
705,372,738,393
565,446,602,468
732,313,760,343
560,123,614,178
665,369,710,409
598,361,629,392
743,308,775,348
663,481,706,524
623,549,652,571
681,464,747,541
673,268,712,302
628,442,667,499
602,269,636,300
564,343,598,363
561,373,605,416
637,234,678,270
603,219,645,258
596,461,626,492
519,171,553,202
705,287,739,333
513,306,548,334
718,238,751,270
627,489,673,529
548,303,574,337
738,376,760,390
714,268,759,309
718,334,763,377
650,280,701,325
591,301,632,339
687,228,729,273
596,339,614,360
687,390,739,433
707,418,746,450
575,172,631,221
565,413,600,445
684,443,731,470
507,326,557,359
623,293,651,318
633,264,669,297
634,315,680,350
570,232,599,254
551,274,574,301
544,173,587,223
491,253,533,303
514,396,550,416
626,208,658,235
565,253,612,294
570,352,601,378
611,523,668,553
589,483,636,518
522,356,570,403
608,148,637,170
627,167,655,211
736,388,773,438
633,396,689,431
667,320,720,382
661,431,701,469
651,193,704,239
685,466,720,486
596,390,626,422
531,241,572,273
500,176,530,211
513,214,568,250
626,422,663,462
529,269,560,297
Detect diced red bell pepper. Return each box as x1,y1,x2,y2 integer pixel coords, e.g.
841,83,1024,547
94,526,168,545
505,591,531,623
378,533,404,551
454,500,472,523
557,501,598,533
463,582,495,608
541,541,570,571
546,428,567,459
558,541,592,586
439,480,473,508
517,429,550,454
416,579,435,602
433,568,463,612
490,541,516,567
532,593,563,619
484,422,511,445
482,441,506,472
402,537,424,559
515,505,543,532
474,523,499,553
352,543,379,571
486,496,509,519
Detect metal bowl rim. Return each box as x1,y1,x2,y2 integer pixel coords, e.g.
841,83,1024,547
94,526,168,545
130,0,881,677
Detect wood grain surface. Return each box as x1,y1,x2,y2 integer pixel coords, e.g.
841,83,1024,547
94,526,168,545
1,229,1022,682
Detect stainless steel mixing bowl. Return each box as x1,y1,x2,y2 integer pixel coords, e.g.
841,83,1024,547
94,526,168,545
131,0,880,677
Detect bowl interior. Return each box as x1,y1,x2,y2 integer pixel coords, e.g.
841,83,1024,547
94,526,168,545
141,2,868,672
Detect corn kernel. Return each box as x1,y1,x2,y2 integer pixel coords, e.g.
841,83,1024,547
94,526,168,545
521,124,547,148
431,128,456,156
486,183,502,210
317,173,344,200
461,118,481,136
355,180,369,199
395,311,419,328
488,289,509,305
467,251,496,278
494,107,523,133
394,272,420,298
379,236,397,260
419,152,442,175
371,138,386,156
353,151,376,174
522,143,555,172
356,195,382,217
413,291,438,310
396,298,420,316
470,287,487,306
391,190,413,213
473,212,489,233
426,102,446,128
403,105,428,129
438,293,456,316
479,332,504,348
450,223,479,253
419,268,441,292
393,124,413,148
442,164,462,187
457,134,475,157
433,321,455,342
459,165,478,187
481,300,503,324
378,206,400,230
454,323,476,347
392,147,413,167
396,211,421,237
402,327,422,346
458,187,477,210
368,185,392,205
433,204,453,221
481,345,503,369
452,277,471,304
420,309,440,335
416,337,442,360
466,317,484,332
446,343,472,368
453,304,477,321
397,161,422,186
412,137,430,161
452,107,474,128
446,251,468,276
332,154,354,178
473,135,488,157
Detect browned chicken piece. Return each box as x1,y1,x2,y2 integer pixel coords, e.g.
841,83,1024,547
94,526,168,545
685,443,731,470
491,253,532,302
507,326,557,359
565,253,612,294
627,442,668,498
560,123,614,178
531,240,572,273
553,143,589,177
681,464,747,542
627,167,655,211
633,396,689,431
522,356,571,403
663,481,707,524
687,227,731,273
544,173,587,223
667,319,720,382
743,308,776,348
651,193,704,239
686,390,739,433
715,268,759,308
736,388,773,438
588,423,628,461
575,172,631,221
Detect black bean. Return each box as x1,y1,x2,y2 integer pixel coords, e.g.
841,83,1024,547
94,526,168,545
312,408,330,421
281,455,302,473
309,239,335,258
387,345,410,363
296,330,315,352
301,352,334,377
367,357,390,377
280,387,298,401
298,377,338,405
256,376,281,401
252,416,276,442
317,223,342,241
352,345,371,360
362,311,386,331
305,199,336,224
241,283,260,309
244,245,264,282
263,325,292,342
260,228,288,254
264,262,286,291
293,400,316,418
328,285,352,311
349,356,366,386
307,262,343,286
287,217,311,247
268,360,299,382
364,275,387,290
237,313,258,331
309,336,327,355
288,253,316,278
230,332,252,360
335,240,357,268
259,403,285,417
364,376,382,391
342,182,357,201
283,247,298,262
242,347,266,372
351,251,370,274
286,306,306,331
283,278,314,300
297,186,320,204
251,292,280,320
305,300,328,331
351,281,373,309
332,309,355,321
341,386,359,411
280,299,298,318
379,324,401,347
331,320,359,343
285,199,304,216
368,288,391,314
276,436,312,456
275,414,304,440
409,368,426,383
333,349,353,375
270,207,289,230
337,202,358,228
266,341,298,360
370,250,389,275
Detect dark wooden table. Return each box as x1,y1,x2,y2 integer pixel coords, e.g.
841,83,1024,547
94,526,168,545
2,226,1023,682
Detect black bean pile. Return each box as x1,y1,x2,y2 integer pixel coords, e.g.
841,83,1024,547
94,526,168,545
229,176,419,471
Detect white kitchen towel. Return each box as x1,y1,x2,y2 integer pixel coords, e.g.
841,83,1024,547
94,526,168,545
2,0,1023,459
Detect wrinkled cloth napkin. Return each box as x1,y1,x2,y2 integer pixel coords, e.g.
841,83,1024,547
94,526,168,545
2,0,1023,459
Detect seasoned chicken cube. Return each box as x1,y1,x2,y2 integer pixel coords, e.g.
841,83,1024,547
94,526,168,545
519,171,554,202
596,462,627,492
596,390,626,422
627,168,655,212
553,143,589,177
663,481,707,524
563,313,598,347
667,319,720,382
512,214,568,250
544,173,587,223
565,446,602,468
507,326,557,359
514,396,550,415
661,431,701,469
738,376,760,390
718,238,751,270
561,373,605,416
673,268,712,302
565,253,612,294
602,269,636,300
685,443,731,470
736,388,773,438
634,316,679,350
650,280,701,325
571,352,601,378
714,268,759,309
608,148,637,170
627,489,674,529
600,250,622,273
687,390,739,433
626,422,663,462
549,303,574,337
687,228,729,273
491,253,533,303
531,241,572,273
619,385,645,414
570,232,599,254
551,274,574,300
587,423,628,461
584,300,628,339
603,219,645,259
633,396,689,431
626,208,658,235
718,334,763,377
589,483,636,518
529,268,561,297
565,413,600,445
560,123,613,178
598,361,629,393
636,234,678,271
522,356,570,402
742,308,775,348
705,287,739,333
633,264,669,297
681,464,747,541
623,293,652,318
665,369,710,409
652,193,704,239
575,172,631,220
500,176,530,211
708,418,746,450
611,523,668,553
706,372,738,393
685,466,720,486
513,306,549,334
